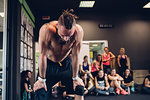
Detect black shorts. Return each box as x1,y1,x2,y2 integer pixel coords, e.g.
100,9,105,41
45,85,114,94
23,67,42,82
36,56,83,97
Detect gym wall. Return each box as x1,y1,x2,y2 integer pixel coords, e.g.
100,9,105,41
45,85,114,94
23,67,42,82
77,12,150,71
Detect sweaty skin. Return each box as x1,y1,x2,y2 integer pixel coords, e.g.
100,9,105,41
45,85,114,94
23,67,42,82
34,21,84,92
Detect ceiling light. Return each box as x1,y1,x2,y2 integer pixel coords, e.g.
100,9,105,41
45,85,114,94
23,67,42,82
143,2,150,8
79,1,95,8
0,12,4,17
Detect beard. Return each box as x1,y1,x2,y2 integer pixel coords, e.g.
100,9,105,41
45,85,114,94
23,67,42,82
55,33,70,45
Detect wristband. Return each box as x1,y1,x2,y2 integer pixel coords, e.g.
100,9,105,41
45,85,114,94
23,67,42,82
72,76,79,81
38,77,46,82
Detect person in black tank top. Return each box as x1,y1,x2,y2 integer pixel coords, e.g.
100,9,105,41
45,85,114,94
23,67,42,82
95,70,114,96
80,73,95,95
142,74,150,94
117,48,129,76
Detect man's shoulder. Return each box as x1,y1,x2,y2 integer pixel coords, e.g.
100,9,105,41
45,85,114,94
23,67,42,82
74,24,84,42
76,24,83,33
40,21,58,33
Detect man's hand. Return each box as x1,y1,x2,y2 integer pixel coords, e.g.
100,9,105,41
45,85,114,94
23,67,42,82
33,80,47,92
73,77,84,91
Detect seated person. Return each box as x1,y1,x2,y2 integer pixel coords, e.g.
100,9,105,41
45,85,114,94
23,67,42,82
80,55,94,80
108,69,128,95
122,69,134,91
91,54,103,78
80,73,95,95
21,70,33,99
142,74,150,94
95,70,114,96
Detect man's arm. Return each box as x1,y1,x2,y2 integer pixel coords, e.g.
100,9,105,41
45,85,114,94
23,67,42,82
34,25,51,92
38,25,49,79
72,25,84,78
71,25,84,90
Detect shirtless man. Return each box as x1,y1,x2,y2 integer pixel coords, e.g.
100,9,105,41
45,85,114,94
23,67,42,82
33,10,84,100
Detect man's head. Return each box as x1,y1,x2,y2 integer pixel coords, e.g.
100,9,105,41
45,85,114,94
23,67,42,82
57,9,77,43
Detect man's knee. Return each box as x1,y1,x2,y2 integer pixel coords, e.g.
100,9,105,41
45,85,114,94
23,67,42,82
75,86,84,96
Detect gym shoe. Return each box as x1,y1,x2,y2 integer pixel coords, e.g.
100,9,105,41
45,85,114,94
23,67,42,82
116,89,120,95
121,90,128,95
96,93,99,96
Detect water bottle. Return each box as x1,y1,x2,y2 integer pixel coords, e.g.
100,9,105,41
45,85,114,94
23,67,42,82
128,87,130,95
52,87,58,98
23,90,27,100
131,81,135,93
28,85,31,100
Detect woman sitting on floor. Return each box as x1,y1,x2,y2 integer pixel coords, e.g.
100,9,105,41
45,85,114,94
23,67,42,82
142,74,150,94
80,72,95,95
95,70,115,96
108,69,128,95
122,69,134,93
80,55,94,80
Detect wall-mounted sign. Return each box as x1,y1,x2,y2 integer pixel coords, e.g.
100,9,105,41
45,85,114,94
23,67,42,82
99,24,114,29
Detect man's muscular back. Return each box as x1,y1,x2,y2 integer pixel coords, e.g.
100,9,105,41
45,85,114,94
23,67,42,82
39,21,83,62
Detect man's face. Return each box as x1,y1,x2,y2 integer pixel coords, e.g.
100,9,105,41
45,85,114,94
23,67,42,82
58,25,75,42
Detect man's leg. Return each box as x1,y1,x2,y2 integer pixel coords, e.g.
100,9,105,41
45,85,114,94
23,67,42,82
60,56,84,100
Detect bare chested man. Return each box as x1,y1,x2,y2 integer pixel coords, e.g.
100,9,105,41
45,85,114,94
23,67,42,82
33,10,84,100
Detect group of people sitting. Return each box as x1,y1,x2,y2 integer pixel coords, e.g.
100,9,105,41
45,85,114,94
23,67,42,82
20,47,150,100
79,47,150,96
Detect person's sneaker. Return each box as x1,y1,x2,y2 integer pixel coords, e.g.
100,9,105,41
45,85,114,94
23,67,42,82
116,89,120,95
110,91,116,96
105,92,109,95
96,93,99,96
121,90,128,95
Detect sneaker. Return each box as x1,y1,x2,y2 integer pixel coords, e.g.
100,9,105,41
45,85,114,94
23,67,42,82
96,93,99,96
121,90,128,95
116,89,120,95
